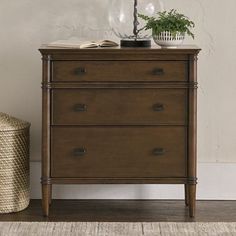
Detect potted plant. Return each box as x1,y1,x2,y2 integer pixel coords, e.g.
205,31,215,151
139,9,195,48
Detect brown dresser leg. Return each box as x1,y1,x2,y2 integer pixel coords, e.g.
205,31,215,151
185,184,189,206
49,184,52,205
189,184,196,217
42,184,51,216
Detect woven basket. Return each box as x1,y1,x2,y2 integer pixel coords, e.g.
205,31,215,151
0,113,30,213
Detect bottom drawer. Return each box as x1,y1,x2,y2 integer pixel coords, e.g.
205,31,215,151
51,127,187,178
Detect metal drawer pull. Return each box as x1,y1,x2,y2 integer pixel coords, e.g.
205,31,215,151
152,68,164,76
73,104,87,112
153,148,165,156
74,67,86,75
153,103,164,112
73,148,86,157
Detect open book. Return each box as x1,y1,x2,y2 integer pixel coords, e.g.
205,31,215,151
47,39,119,49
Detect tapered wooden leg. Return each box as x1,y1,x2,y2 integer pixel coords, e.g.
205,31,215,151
49,184,52,205
42,184,51,216
185,184,189,206
189,184,196,217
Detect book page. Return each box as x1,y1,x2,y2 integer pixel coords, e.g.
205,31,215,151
47,38,118,49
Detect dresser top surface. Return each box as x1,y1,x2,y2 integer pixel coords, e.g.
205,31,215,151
39,45,201,55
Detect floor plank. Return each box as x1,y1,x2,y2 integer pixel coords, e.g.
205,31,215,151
0,200,235,222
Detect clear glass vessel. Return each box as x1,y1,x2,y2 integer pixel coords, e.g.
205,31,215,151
108,0,164,47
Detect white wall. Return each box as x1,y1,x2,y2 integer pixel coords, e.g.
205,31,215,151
0,0,236,199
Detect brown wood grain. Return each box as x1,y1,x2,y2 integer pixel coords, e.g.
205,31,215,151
50,177,188,184
51,127,187,178
39,45,201,61
41,55,52,217
0,200,235,222
52,61,188,82
52,88,187,125
187,54,198,217
39,46,200,217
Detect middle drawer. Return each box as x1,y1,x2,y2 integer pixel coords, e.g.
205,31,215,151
52,89,187,125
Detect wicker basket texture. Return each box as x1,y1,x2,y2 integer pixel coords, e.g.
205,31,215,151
0,113,30,213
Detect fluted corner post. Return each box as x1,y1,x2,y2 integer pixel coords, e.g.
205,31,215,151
187,53,199,217
41,54,52,217
185,184,189,206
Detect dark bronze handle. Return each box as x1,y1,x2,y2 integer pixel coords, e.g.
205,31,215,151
74,67,86,76
73,104,87,112
153,103,164,112
152,68,164,76
153,148,165,156
73,148,86,157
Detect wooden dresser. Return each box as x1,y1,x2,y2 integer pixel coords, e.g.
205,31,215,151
39,46,200,217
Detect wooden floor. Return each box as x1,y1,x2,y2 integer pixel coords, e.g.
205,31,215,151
0,200,235,222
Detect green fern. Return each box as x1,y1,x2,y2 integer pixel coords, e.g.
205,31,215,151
139,9,195,39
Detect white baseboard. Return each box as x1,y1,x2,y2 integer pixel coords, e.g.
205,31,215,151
30,162,236,200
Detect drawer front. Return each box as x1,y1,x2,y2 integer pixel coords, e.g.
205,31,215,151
52,89,187,125
52,61,188,82
51,127,186,178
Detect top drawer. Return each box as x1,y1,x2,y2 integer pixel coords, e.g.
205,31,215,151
52,61,188,82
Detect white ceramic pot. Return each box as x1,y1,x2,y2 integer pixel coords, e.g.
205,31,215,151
153,31,185,48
